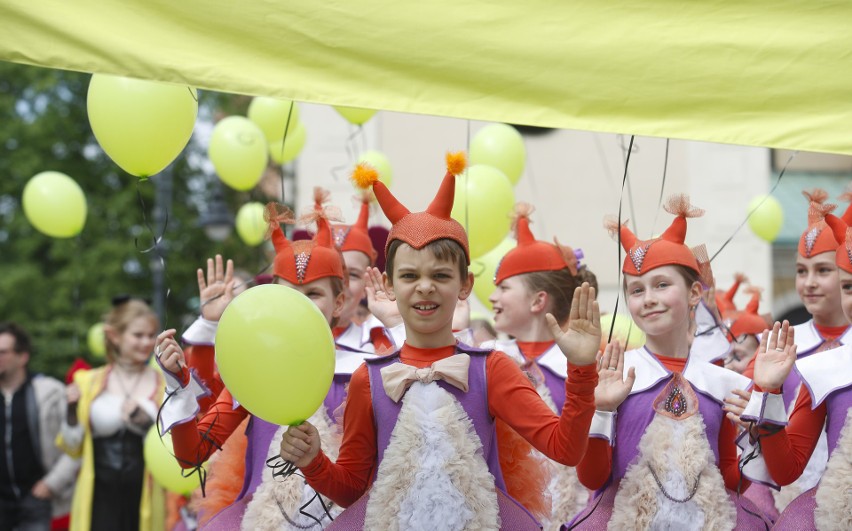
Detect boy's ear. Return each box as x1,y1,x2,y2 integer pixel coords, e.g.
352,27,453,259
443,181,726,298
689,281,703,308
459,272,474,300
382,272,397,301
530,290,548,314
332,291,346,318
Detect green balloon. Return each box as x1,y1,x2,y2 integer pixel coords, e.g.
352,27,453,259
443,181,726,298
87,74,197,178
87,323,106,358
334,106,377,125
470,123,526,185
22,171,87,238
235,202,267,247
747,195,783,242
451,165,515,260
144,427,202,495
216,285,335,425
209,116,268,191
357,150,393,189
471,238,517,306
269,123,307,164
247,96,300,143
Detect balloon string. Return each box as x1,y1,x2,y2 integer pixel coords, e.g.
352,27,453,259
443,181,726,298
464,120,471,236
134,179,172,327
278,103,295,202
330,126,365,182
608,135,635,344
618,135,640,235
649,138,670,238
709,150,798,263
186,87,198,103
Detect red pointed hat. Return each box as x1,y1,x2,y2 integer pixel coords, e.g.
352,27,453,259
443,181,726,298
351,152,470,263
607,194,702,276
798,189,838,258
333,190,378,265
265,202,344,285
716,273,747,318
824,213,852,274
494,202,580,284
729,287,771,339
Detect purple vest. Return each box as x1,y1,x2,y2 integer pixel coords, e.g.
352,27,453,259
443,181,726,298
824,385,852,455
365,343,507,492
611,376,724,482
237,416,279,501
539,365,566,412
323,374,350,421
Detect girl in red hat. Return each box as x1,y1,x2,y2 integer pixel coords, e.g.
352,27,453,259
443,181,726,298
155,202,375,529
280,153,601,529
568,195,770,529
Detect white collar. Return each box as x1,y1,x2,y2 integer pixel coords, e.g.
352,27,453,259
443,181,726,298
481,339,567,378
793,320,852,354
335,322,375,354
335,348,376,375
689,301,732,363
795,343,852,406
623,348,750,403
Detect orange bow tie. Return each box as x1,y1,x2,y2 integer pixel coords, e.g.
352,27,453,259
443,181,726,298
380,354,471,403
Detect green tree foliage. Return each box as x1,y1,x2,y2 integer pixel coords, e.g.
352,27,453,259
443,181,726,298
0,62,267,378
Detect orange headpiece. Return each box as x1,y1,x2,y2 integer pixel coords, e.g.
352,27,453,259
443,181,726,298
798,189,838,258
494,203,580,285
728,286,770,339
607,194,702,276
265,201,344,285
824,213,852,274
716,273,748,318
351,152,470,263
333,190,378,265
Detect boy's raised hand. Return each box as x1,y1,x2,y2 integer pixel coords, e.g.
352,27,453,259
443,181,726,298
546,282,601,366
364,267,402,328
595,340,635,411
753,320,797,390
199,254,235,322
280,422,321,467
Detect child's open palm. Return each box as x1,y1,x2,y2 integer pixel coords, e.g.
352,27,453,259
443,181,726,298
546,283,601,366
753,320,797,390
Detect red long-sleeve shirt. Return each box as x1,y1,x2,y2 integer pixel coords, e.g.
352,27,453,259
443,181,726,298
301,343,598,507
760,388,827,486
182,344,225,415
577,355,745,492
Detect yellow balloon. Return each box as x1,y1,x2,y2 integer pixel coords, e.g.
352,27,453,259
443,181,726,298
87,74,197,178
143,428,202,495
215,285,335,425
247,96,301,142
470,123,526,185
22,171,87,238
451,165,515,260
357,150,393,189
269,123,307,164
87,323,106,358
600,313,646,350
334,106,377,125
471,237,516,306
235,202,267,247
747,195,784,242
209,116,268,191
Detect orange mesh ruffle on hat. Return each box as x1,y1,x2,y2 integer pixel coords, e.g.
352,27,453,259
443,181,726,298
351,152,470,263
266,201,344,284
494,202,577,284
607,194,702,276
798,190,838,258
825,213,852,274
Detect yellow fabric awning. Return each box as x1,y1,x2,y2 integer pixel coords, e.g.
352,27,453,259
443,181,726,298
2,1,851,154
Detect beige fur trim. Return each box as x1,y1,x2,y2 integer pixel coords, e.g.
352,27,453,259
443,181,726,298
610,413,736,530
815,409,852,531
365,382,499,531
241,408,342,530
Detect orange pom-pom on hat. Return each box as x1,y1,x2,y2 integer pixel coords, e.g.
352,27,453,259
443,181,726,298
265,202,344,285
798,189,838,258
716,273,748,318
728,287,770,339
607,194,702,276
494,202,580,285
333,190,378,265
824,213,852,274
351,152,470,263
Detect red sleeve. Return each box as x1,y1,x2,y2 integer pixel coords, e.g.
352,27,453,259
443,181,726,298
741,348,758,380
170,388,248,469
718,416,747,491
761,388,826,486
301,364,376,507
183,344,224,414
577,438,612,490
487,352,597,467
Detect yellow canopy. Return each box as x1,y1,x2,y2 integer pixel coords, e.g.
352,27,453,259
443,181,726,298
2,1,851,154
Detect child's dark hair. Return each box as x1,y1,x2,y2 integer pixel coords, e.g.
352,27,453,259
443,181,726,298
385,239,468,282
521,266,598,325
0,322,32,355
